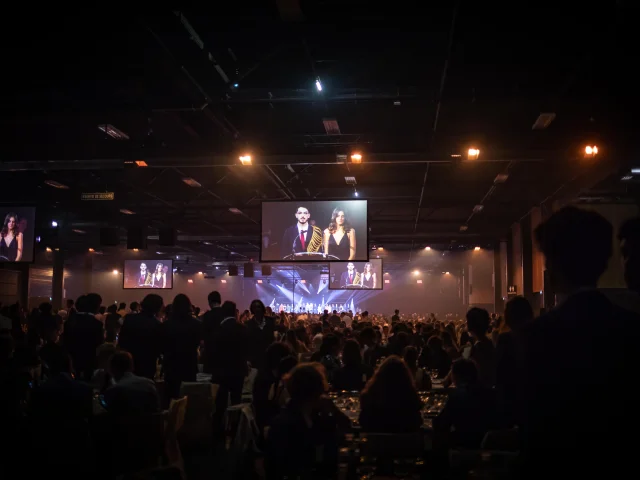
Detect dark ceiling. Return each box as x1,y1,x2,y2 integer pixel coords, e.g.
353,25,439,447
1,2,635,266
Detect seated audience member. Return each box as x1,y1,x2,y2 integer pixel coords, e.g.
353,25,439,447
267,363,350,479
433,359,497,449
403,346,432,391
268,355,299,409
253,342,292,431
92,341,117,393
359,356,423,433
103,351,160,415
333,339,373,392
422,335,452,378
310,333,341,383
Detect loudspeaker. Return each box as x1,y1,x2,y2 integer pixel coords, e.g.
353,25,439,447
244,263,254,278
158,228,176,246
100,228,120,246
127,227,147,250
261,265,272,276
229,265,238,276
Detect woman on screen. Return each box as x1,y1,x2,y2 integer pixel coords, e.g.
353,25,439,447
0,213,23,261
151,262,167,288
360,262,377,289
323,207,356,260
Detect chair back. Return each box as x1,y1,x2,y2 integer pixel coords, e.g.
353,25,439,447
166,397,188,466
91,411,167,476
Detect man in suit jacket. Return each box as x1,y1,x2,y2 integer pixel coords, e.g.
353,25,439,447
62,293,104,381
521,206,640,479
210,300,249,405
201,291,224,374
104,351,160,415
118,294,164,379
340,263,358,287
280,205,316,259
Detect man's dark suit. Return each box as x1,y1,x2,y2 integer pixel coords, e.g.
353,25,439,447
280,225,313,259
201,306,224,374
62,313,104,381
340,270,357,287
118,312,163,379
520,290,640,479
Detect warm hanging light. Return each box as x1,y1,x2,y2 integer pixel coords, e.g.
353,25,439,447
467,148,480,160
350,153,363,164
239,154,252,165
584,145,599,157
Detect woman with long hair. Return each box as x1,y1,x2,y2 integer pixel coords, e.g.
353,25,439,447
151,262,166,288
358,356,423,433
332,339,373,392
360,262,377,288
0,213,23,261
323,207,356,260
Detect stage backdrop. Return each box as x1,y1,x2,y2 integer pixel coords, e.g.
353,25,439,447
261,200,368,262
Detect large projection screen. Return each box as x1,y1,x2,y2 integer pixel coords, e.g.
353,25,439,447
0,206,36,263
329,259,383,290
261,200,368,262
123,259,174,289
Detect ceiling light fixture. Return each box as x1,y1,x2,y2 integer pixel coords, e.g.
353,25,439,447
425,246,431,251
584,145,599,157
112,269,119,275
119,209,136,215
460,225,468,232
182,177,202,188
239,154,252,165
72,229,86,234
344,176,357,185
44,180,70,189
315,78,323,92
467,148,480,160
474,246,481,251
98,124,129,140
350,153,363,164
135,160,148,167
229,207,242,214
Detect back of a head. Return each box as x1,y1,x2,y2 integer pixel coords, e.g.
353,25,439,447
403,345,419,368
208,291,222,307
285,363,327,404
171,294,192,318
342,339,362,367
451,358,478,387
427,335,443,351
266,342,292,371
39,302,53,315
277,355,298,378
362,356,417,404
46,346,72,375
107,304,118,314
320,333,339,356
118,302,126,310
84,293,102,314
75,295,87,313
221,300,236,319
466,308,490,336
504,296,534,330
535,206,613,289
141,294,164,316
250,299,266,316
109,350,134,378
129,301,139,312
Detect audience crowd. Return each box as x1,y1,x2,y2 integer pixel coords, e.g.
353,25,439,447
0,207,638,480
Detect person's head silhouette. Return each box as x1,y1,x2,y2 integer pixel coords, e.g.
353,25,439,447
535,206,612,293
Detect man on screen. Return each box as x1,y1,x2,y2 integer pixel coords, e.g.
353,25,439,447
340,262,360,287
138,263,151,286
280,206,323,259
